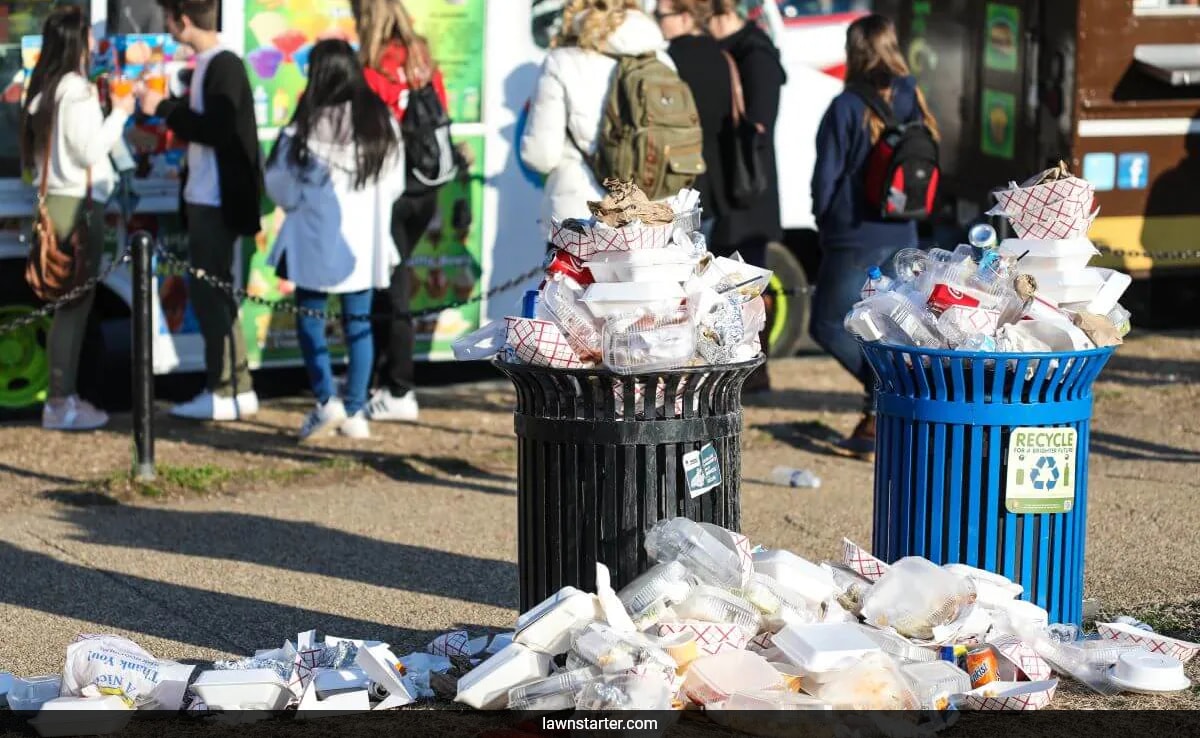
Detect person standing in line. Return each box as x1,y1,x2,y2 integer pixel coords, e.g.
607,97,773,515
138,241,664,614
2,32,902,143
142,0,264,421
809,14,939,459
520,0,674,238
655,0,733,242
351,0,449,423
264,40,406,441
22,5,136,430
708,0,785,392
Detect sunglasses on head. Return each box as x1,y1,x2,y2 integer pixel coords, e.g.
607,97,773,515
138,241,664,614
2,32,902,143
654,9,684,20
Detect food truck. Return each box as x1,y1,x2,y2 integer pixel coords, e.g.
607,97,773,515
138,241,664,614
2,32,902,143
0,0,864,411
877,0,1200,322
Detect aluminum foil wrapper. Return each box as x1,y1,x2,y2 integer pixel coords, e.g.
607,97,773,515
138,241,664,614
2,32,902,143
313,640,359,670
696,296,745,364
214,655,294,683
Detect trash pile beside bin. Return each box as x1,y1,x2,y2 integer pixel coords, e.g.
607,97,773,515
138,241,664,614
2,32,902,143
845,163,1131,353
453,179,771,373
1,520,1194,730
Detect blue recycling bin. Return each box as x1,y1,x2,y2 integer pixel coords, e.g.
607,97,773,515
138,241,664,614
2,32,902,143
862,342,1116,625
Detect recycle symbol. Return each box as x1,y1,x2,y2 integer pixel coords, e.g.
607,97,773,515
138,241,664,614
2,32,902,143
1030,456,1059,491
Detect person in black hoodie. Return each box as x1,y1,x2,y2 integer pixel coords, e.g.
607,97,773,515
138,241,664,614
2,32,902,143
142,0,264,421
655,0,732,241
709,0,785,392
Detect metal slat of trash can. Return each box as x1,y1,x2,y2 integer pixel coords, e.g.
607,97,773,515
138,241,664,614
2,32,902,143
495,356,763,612
862,343,1115,626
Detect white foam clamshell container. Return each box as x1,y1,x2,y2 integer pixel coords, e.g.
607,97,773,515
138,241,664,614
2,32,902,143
1059,268,1132,316
585,248,699,283
998,238,1099,272
1107,650,1192,694
772,623,882,675
514,586,603,656
191,669,292,711
580,282,686,319
455,643,552,710
5,675,61,712
1021,267,1106,304
29,696,134,737
752,550,837,605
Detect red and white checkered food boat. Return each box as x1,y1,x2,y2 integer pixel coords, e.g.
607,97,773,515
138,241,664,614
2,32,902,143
842,538,889,582
960,679,1058,711
657,621,750,656
1097,621,1199,664
992,173,1098,240
550,218,673,261
504,317,591,369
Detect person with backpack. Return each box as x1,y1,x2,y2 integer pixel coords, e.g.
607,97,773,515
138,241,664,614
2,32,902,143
264,40,406,441
352,0,454,423
708,0,785,392
21,5,136,431
521,0,703,239
142,0,264,421
809,14,940,460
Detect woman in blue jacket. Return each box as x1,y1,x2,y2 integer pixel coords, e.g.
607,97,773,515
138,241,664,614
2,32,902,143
809,14,939,459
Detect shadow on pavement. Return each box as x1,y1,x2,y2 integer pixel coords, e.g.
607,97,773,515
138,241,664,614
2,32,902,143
1089,430,1200,464
1100,352,1200,386
754,420,865,462
742,388,864,414
44,495,519,611
0,540,499,655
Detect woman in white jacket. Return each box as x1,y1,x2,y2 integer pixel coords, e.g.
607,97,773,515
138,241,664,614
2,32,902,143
21,5,135,431
265,40,406,441
520,0,673,237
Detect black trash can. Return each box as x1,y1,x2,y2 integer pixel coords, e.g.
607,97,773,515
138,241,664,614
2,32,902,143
494,356,763,611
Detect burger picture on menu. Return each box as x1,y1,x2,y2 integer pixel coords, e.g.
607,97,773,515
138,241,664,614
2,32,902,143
984,6,1019,72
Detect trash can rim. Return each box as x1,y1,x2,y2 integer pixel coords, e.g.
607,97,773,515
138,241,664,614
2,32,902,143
491,353,765,378
858,341,1116,361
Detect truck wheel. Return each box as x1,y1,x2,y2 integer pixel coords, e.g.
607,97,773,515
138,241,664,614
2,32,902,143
0,267,50,416
764,241,810,358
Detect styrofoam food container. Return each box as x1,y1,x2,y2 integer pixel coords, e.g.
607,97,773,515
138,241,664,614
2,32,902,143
725,689,831,710
455,643,552,710
191,668,291,710
998,238,1098,272
580,282,686,319
996,598,1049,632
752,550,837,605
0,671,13,707
1107,650,1191,693
1059,267,1132,316
683,650,781,705
313,667,369,698
6,676,63,713
514,586,602,656
1022,267,1105,304
585,248,699,283
29,696,134,737
772,623,882,675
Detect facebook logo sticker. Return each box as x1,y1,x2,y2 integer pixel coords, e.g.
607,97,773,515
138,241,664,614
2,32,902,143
1118,153,1150,190
1082,153,1116,191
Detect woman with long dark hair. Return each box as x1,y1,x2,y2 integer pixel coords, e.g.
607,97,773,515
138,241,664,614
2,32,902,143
264,40,406,441
809,14,940,459
22,4,135,430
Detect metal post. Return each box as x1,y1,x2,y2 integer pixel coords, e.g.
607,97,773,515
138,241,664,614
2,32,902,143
131,230,155,481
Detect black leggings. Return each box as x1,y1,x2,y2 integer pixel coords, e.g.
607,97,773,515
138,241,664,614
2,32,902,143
373,191,438,395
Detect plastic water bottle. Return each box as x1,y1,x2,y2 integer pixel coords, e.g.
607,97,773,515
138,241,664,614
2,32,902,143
892,248,929,283
860,266,895,300
771,467,822,489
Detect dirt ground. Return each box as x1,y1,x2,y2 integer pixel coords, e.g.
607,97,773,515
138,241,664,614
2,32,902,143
0,330,1197,713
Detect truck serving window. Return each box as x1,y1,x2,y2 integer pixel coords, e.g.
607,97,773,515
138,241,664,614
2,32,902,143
1134,0,1200,15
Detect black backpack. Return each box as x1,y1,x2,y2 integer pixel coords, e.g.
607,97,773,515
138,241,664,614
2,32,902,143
851,83,940,221
402,84,457,196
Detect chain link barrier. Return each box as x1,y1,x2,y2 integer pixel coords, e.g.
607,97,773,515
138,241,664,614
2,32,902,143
0,247,133,335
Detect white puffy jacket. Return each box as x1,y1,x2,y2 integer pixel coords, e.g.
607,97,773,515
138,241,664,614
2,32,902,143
520,10,673,238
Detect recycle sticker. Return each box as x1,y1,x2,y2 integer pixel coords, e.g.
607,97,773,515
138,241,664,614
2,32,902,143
1005,427,1077,514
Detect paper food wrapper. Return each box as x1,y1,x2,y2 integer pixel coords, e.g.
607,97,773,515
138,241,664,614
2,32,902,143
657,622,749,656
989,634,1052,681
505,317,590,369
550,218,673,261
427,631,474,659
960,679,1057,711
1097,622,1199,664
842,539,889,581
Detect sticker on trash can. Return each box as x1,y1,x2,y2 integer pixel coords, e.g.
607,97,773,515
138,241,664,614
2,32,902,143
684,443,722,498
1005,427,1077,514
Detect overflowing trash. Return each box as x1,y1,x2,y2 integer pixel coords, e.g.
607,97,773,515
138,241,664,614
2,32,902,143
453,180,770,374
845,164,1132,353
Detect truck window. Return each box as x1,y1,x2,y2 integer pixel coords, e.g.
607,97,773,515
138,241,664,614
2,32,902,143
776,0,870,18
1135,0,1200,14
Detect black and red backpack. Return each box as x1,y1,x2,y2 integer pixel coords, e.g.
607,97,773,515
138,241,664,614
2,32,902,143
851,83,940,221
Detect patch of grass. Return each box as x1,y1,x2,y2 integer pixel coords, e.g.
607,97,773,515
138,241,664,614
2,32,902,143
98,456,369,499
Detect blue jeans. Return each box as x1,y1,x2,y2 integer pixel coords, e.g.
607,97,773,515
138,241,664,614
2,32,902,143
296,288,374,416
809,242,906,411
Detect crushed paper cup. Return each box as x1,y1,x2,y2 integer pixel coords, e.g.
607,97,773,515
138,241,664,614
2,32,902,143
504,317,591,369
842,539,889,582
1097,622,1198,664
959,679,1057,711
550,218,673,261
989,634,1052,681
657,622,749,656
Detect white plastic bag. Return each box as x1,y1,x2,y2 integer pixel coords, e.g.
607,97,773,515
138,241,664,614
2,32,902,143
860,558,977,640
62,635,195,710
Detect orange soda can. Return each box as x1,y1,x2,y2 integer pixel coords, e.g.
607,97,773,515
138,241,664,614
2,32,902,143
966,645,999,689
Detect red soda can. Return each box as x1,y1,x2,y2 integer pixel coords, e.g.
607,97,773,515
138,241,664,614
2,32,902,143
544,249,594,286
966,646,999,689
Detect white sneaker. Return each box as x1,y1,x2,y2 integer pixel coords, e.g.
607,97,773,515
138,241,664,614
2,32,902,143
365,388,419,422
299,397,347,440
170,390,260,421
339,410,371,439
42,395,109,431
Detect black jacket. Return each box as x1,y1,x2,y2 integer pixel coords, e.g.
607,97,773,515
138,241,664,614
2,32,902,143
668,34,734,225
717,23,786,263
157,50,263,236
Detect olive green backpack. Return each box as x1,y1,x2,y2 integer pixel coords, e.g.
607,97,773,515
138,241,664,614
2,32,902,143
574,54,706,201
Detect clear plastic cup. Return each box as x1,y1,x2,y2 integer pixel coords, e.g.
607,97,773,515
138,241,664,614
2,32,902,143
673,585,764,635
508,667,600,711
644,517,745,589
617,560,693,626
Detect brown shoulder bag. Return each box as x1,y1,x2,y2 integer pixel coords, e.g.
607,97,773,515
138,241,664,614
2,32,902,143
26,113,90,302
